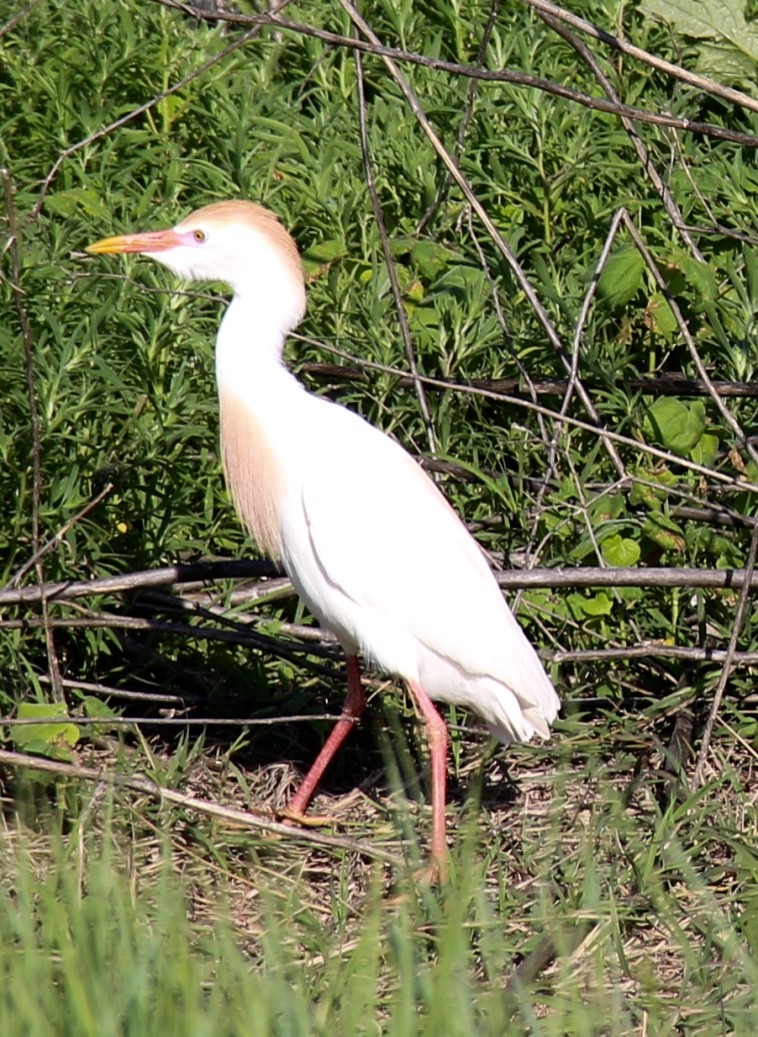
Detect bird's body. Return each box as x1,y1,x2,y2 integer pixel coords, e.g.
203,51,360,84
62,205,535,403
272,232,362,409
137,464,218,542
88,200,559,869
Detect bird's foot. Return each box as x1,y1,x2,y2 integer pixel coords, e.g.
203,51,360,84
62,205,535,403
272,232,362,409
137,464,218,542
278,806,337,828
383,856,448,906
414,856,447,887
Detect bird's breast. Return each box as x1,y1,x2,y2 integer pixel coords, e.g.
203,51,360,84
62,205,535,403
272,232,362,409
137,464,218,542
218,388,285,558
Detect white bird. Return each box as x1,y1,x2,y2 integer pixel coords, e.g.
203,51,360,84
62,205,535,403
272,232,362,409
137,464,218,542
87,200,560,871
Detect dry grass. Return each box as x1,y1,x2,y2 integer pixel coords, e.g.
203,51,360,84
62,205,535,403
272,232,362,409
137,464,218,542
3,693,755,1035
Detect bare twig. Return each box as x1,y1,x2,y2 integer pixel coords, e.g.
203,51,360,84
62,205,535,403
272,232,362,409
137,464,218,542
522,0,758,115
353,41,437,455
0,560,280,607
497,567,758,590
693,522,758,783
551,645,758,667
147,0,758,147
300,361,758,401
2,167,63,701
539,11,706,262
6,561,758,613
670,506,757,531
7,481,115,590
0,0,43,38
1,713,342,729
38,674,201,706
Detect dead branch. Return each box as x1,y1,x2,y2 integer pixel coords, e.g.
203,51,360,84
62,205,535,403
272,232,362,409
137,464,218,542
0,560,280,608
298,343,758,495
6,561,758,613
300,363,758,401
0,748,401,864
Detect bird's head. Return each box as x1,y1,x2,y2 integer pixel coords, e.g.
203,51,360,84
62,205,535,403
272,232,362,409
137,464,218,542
87,200,307,332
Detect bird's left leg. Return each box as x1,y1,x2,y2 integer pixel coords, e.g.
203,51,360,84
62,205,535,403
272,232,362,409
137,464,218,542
280,654,366,824
406,681,449,876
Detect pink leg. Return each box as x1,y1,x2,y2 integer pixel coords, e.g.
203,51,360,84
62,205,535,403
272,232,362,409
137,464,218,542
407,680,449,869
282,655,366,819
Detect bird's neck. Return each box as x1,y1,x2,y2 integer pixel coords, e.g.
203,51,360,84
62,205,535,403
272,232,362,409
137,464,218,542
213,291,308,557
215,294,301,397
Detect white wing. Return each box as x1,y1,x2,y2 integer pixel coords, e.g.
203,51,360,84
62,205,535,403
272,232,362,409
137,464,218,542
280,396,558,740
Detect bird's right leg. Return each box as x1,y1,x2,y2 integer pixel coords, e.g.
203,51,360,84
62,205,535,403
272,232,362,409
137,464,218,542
279,654,366,824
406,680,449,881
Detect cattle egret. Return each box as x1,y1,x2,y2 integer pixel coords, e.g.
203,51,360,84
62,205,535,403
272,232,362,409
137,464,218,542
87,200,560,870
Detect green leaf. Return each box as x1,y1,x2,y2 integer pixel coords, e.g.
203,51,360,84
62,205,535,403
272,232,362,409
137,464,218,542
645,293,678,339
660,251,719,305
640,0,758,82
643,512,687,554
629,475,674,509
45,188,111,220
601,534,641,567
410,241,455,280
690,431,719,466
679,257,719,305
567,591,613,618
581,591,614,617
644,398,706,455
82,696,118,720
641,0,739,40
302,239,347,265
597,245,645,308
12,702,81,760
589,494,626,524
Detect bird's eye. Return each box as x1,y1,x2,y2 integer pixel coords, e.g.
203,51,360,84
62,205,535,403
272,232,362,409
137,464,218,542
192,229,206,243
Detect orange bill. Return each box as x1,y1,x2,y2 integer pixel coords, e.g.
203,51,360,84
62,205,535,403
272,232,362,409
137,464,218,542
86,229,182,255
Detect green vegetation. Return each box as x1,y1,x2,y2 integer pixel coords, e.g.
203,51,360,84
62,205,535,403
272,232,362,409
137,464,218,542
1,0,758,1031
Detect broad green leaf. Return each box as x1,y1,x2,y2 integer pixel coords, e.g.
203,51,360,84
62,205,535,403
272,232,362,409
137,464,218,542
80,697,119,736
581,591,614,617
645,293,678,339
696,38,758,79
602,534,641,567
589,494,626,524
16,739,76,764
679,257,719,304
643,512,687,554
644,397,706,455
597,245,645,308
12,702,81,760
629,483,663,509
640,0,758,81
410,241,455,280
629,474,676,509
641,0,745,40
567,591,614,619
662,250,719,305
82,696,118,719
303,239,347,265
618,586,644,604
690,431,719,466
